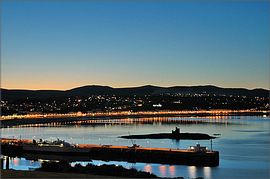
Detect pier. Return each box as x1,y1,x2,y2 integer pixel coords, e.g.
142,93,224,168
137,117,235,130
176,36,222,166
1,138,219,167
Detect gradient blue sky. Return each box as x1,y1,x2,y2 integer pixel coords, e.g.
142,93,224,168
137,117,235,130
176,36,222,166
1,0,270,90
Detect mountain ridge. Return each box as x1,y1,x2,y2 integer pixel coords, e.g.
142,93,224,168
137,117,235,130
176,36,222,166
1,85,269,101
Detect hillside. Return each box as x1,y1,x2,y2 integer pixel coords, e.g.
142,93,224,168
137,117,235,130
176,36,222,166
1,85,269,101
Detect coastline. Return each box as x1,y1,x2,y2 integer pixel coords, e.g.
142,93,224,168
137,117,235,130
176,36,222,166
1,110,269,128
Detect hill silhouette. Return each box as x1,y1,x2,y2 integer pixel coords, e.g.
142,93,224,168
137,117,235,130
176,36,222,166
1,85,269,101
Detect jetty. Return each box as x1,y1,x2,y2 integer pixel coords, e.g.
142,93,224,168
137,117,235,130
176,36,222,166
120,127,216,140
1,138,219,167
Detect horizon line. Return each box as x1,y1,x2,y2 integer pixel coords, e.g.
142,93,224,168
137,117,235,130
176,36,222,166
1,84,269,91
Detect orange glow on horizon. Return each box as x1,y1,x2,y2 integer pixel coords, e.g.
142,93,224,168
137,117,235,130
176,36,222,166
1,82,266,91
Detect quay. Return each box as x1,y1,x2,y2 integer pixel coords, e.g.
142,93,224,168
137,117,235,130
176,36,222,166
1,138,219,167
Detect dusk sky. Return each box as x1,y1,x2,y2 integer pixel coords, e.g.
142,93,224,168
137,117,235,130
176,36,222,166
1,0,269,90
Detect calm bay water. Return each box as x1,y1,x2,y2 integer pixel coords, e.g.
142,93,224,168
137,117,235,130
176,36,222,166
1,116,270,179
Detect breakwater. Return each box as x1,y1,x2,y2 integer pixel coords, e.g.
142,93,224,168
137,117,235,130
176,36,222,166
1,138,219,167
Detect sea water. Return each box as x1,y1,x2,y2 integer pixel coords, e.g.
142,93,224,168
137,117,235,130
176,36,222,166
1,116,270,179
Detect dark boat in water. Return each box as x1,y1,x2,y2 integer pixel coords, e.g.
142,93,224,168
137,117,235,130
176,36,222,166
120,127,216,140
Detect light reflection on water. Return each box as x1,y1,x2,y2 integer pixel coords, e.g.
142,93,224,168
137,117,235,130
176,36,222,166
10,116,239,128
2,157,208,178
144,164,152,174
188,166,197,178
159,165,167,176
204,167,211,179
169,165,175,176
1,116,270,179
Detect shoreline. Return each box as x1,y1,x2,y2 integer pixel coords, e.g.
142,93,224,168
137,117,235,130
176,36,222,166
2,109,269,119
0,110,269,128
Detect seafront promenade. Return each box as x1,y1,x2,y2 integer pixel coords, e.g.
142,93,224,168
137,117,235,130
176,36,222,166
1,109,268,127
1,109,268,120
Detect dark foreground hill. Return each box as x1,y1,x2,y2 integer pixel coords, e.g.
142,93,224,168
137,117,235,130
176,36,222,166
1,85,269,101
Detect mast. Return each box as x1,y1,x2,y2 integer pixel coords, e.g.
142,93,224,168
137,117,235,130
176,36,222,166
210,139,213,151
